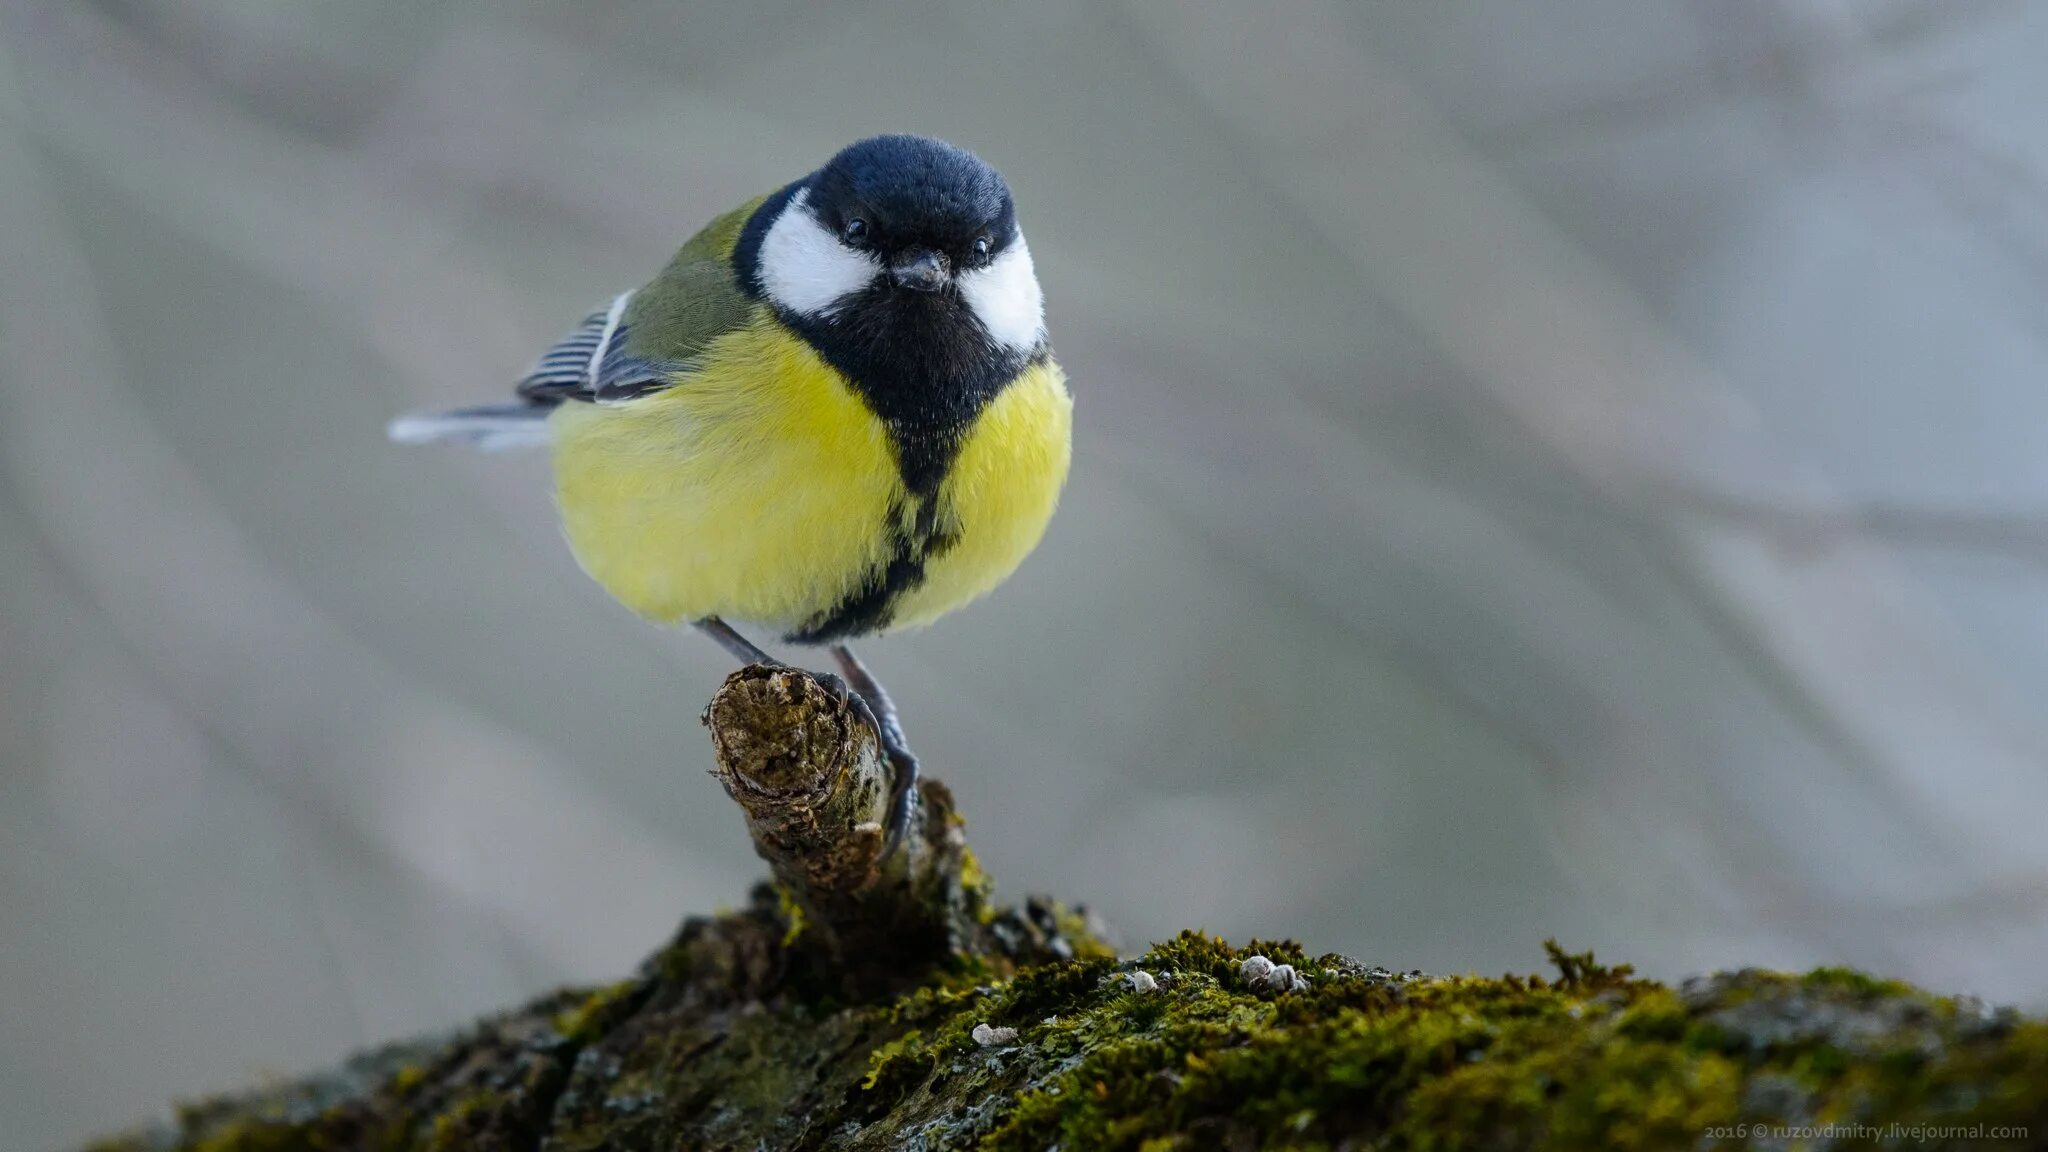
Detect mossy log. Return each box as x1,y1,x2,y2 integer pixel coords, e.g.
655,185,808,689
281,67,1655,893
88,669,2048,1151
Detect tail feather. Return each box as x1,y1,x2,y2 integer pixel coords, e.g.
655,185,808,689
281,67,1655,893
388,404,552,451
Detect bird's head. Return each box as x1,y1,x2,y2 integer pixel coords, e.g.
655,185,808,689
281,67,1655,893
740,135,1045,358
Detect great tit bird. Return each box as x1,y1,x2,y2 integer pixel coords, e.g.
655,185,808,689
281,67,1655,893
391,135,1072,849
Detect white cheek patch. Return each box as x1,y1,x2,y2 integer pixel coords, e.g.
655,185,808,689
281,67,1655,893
758,188,882,318
958,232,1046,354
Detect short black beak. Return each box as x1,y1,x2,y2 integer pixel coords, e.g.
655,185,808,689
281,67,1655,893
889,249,950,293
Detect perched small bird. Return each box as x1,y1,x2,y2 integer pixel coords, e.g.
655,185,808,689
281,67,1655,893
391,135,1072,847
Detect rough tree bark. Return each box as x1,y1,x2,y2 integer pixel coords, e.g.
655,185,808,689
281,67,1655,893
87,668,2048,1151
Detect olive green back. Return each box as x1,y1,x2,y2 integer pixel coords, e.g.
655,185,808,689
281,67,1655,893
621,195,766,367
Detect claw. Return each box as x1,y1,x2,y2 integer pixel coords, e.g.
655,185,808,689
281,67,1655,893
812,670,857,709
825,644,919,855
811,672,914,853
880,745,920,856
836,684,885,749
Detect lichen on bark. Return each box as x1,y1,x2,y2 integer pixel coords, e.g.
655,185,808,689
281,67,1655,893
83,669,2048,1151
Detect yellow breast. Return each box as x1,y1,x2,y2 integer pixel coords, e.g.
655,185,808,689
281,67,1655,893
549,313,1071,637
888,359,1073,631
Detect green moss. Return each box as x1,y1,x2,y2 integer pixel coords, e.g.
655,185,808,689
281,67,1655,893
774,883,809,946
385,1065,426,1096
1800,966,1916,999
862,1028,929,1091
1541,937,1637,991
423,1091,499,1152
550,977,643,1043
955,846,996,924
184,1121,339,1152
965,944,2048,1152
89,920,2048,1152
1047,906,1119,963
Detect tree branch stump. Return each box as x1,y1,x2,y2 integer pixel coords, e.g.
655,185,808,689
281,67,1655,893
702,666,983,978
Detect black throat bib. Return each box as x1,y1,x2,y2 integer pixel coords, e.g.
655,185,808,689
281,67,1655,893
784,285,1035,498
775,290,1043,644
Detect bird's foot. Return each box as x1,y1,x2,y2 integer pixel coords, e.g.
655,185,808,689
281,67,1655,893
811,671,920,856
878,740,920,858
693,620,919,858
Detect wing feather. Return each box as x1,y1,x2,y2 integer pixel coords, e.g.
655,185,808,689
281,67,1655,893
515,292,662,404
509,196,768,409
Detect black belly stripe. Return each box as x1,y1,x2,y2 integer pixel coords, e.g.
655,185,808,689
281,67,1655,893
761,287,1047,642
785,500,961,644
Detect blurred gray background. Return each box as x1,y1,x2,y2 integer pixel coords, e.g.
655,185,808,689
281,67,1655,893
7,0,2048,1144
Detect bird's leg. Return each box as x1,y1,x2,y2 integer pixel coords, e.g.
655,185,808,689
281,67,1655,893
695,615,859,709
830,644,920,855
694,616,779,666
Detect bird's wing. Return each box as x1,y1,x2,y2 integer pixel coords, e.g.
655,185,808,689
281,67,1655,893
515,197,766,407
514,291,664,405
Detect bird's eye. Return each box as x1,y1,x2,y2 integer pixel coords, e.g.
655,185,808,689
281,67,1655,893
842,217,868,244
972,234,993,258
